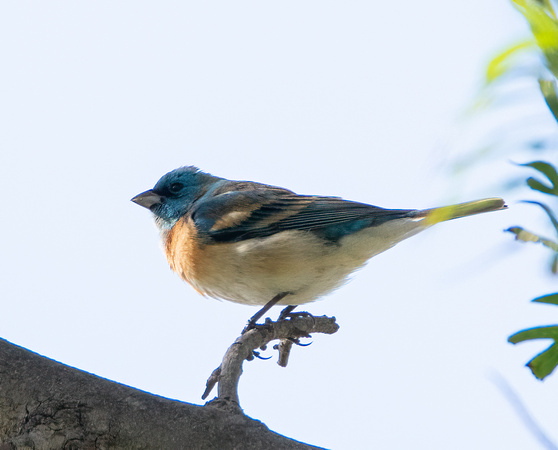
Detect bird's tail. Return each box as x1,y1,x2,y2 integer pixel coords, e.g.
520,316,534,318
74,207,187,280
422,198,507,226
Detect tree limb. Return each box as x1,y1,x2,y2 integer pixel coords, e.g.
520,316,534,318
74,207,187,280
203,315,339,408
0,338,324,449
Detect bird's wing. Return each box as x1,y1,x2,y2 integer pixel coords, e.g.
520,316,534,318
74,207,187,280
191,184,416,243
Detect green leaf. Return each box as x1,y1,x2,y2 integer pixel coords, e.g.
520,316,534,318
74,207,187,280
509,325,558,379
527,177,557,194
539,0,558,19
533,293,558,305
512,0,558,77
519,161,558,195
539,79,558,123
506,226,558,251
522,200,558,235
485,40,534,83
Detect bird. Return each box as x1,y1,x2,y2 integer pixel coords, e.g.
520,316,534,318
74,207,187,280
132,166,506,327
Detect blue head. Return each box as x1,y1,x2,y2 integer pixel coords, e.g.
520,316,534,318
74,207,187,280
132,166,220,230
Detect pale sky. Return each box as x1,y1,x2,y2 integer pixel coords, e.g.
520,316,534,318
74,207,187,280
2,1,557,449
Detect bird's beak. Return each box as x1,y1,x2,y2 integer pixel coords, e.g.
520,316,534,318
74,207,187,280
131,189,164,210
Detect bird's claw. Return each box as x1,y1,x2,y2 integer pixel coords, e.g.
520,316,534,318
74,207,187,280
288,336,312,346
249,350,272,361
278,308,316,326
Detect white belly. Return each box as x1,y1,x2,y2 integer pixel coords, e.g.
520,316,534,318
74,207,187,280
186,217,427,305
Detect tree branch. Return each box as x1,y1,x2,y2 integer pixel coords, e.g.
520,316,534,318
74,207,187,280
0,338,324,449
203,315,339,408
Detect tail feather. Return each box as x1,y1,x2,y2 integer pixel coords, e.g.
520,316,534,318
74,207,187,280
422,198,507,226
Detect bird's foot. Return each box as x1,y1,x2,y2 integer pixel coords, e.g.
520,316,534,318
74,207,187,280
277,306,316,326
243,307,315,334
242,316,274,335
286,336,312,346
247,348,273,361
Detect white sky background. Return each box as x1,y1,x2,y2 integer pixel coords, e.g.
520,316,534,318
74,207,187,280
1,1,558,449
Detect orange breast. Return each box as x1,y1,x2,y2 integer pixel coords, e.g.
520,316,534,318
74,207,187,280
164,217,208,295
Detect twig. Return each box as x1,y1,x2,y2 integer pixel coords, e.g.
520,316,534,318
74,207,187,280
203,315,339,409
276,339,294,367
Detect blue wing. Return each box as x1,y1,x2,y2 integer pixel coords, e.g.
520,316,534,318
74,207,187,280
190,181,418,243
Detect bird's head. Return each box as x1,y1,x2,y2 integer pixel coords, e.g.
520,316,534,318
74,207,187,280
132,166,219,230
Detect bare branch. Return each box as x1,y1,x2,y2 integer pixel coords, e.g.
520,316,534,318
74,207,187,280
203,315,339,407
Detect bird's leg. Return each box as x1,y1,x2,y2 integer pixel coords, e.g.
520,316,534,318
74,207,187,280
278,304,316,327
243,292,290,333
277,305,297,321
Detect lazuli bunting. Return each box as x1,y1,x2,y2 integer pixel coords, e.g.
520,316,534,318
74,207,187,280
132,166,506,321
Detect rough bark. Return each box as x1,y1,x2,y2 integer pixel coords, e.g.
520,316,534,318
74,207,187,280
0,338,323,449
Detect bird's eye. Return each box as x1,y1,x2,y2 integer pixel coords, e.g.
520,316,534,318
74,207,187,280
169,182,184,193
